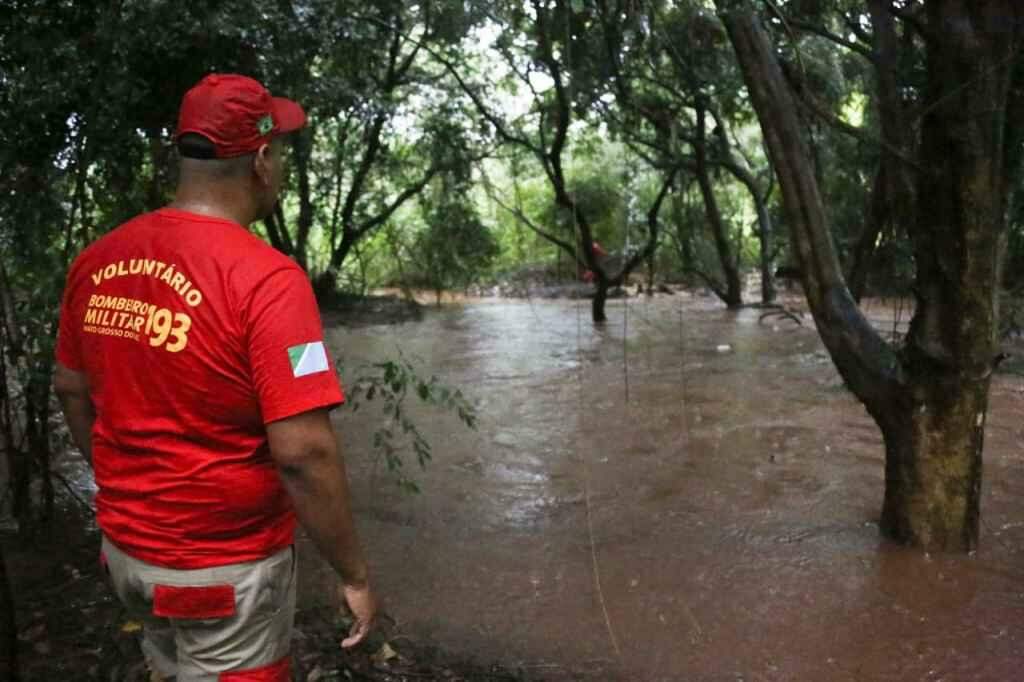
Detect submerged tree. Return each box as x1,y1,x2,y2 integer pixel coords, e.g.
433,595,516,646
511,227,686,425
717,0,1024,551
446,0,679,322
595,0,778,307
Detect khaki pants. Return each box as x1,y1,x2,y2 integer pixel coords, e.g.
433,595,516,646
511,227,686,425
101,536,296,681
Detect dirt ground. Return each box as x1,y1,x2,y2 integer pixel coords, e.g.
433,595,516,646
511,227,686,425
5,512,528,681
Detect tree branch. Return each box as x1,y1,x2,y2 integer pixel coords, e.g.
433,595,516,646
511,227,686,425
788,72,925,173
263,203,294,256
344,11,541,154
784,16,876,62
484,182,579,259
338,111,388,237
354,167,439,241
719,5,906,410
618,165,679,279
682,267,727,301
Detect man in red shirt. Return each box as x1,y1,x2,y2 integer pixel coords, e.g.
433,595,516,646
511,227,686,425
54,74,377,680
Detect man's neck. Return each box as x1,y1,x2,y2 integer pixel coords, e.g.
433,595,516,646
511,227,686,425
170,182,255,226
167,200,249,226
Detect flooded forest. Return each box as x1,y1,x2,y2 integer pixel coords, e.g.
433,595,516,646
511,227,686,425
3,1,1024,680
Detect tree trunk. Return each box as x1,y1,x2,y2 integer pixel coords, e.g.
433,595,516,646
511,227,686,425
719,2,1022,551
879,376,988,549
292,131,315,266
846,0,919,304
26,369,54,522
881,1,1022,549
847,165,886,302
592,280,609,324
263,204,296,262
695,108,742,307
0,545,16,681
314,231,359,300
722,160,775,303
756,194,775,305
646,251,655,295
671,190,695,272
9,428,30,527
695,169,742,307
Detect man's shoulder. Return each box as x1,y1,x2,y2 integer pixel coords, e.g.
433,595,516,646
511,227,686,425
219,226,296,267
66,212,152,274
202,227,310,310
217,227,305,288
67,209,303,291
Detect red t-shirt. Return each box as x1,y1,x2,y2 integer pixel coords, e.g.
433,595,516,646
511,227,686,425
56,207,344,569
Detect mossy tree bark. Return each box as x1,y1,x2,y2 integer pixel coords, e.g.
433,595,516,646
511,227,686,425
719,1,1024,551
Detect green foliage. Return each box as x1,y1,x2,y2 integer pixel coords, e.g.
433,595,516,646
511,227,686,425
413,182,500,301
343,353,477,494
477,153,562,273
253,0,491,281
7,0,1024,518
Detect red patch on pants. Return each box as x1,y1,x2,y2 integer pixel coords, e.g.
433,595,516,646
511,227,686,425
152,584,236,619
219,655,291,681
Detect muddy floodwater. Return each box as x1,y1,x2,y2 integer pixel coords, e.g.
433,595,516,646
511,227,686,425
299,294,1024,682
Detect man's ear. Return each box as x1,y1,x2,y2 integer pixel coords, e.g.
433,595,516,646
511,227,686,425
253,143,273,186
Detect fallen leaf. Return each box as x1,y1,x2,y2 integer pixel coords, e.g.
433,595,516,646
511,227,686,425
121,620,143,633
371,642,398,665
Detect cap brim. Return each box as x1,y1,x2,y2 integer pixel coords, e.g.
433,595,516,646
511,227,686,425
272,97,307,135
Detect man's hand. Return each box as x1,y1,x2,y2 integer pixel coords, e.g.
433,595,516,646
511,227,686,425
340,581,378,648
267,409,379,646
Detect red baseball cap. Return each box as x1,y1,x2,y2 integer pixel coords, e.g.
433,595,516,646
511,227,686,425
175,74,307,158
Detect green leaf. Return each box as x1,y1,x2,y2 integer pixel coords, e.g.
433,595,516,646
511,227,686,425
342,351,476,496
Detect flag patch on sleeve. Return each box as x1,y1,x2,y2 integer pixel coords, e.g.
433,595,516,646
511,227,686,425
287,341,329,378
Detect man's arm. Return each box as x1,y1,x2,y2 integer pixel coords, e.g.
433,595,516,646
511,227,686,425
266,408,377,648
54,362,95,468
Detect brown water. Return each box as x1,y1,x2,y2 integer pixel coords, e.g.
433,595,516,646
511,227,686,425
302,295,1024,682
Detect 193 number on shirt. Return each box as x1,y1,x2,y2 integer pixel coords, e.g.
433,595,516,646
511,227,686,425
145,307,192,352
